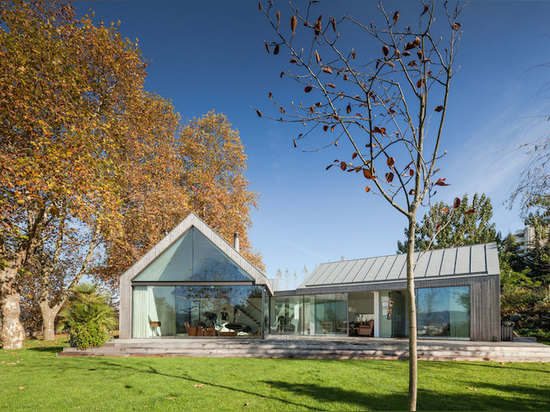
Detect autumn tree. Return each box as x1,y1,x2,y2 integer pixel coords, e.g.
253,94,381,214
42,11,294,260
1,3,263,345
397,193,499,253
259,1,463,409
100,110,263,286
179,112,262,269
0,1,148,347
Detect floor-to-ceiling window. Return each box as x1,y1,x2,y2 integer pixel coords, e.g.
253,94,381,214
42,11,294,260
132,285,264,338
269,296,303,334
417,286,470,339
313,293,348,335
269,294,348,335
348,292,375,336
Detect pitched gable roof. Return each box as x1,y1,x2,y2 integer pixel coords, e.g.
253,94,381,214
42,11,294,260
299,242,499,290
120,212,272,293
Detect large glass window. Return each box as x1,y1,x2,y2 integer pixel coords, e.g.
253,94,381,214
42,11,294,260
348,292,375,337
378,291,392,338
133,227,253,282
132,285,264,338
314,293,348,335
270,296,303,334
417,286,470,339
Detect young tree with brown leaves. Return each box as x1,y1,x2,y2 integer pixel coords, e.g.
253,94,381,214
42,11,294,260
258,1,463,409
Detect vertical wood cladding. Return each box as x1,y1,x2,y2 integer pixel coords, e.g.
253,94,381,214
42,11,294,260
470,275,500,341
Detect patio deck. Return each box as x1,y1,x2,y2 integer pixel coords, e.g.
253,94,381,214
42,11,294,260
58,335,550,362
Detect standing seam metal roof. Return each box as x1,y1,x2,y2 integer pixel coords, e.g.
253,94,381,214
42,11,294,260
298,243,500,289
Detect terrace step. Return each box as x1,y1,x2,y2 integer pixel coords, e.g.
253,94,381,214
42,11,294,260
58,338,550,362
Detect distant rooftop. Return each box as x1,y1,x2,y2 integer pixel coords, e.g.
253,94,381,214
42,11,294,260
298,243,500,290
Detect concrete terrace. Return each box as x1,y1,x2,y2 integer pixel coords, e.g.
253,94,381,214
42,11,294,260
58,336,550,362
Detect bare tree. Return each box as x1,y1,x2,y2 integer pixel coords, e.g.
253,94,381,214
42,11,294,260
510,137,550,215
258,1,464,409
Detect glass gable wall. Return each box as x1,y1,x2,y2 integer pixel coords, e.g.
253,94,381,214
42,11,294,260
131,226,265,338
133,227,253,282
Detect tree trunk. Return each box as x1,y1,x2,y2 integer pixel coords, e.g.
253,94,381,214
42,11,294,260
0,270,25,349
406,216,418,411
40,304,61,341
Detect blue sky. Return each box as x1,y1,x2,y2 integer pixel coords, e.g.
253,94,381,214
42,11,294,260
77,1,550,289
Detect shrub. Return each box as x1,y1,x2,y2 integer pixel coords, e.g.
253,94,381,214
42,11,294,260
58,283,115,349
515,328,550,341
501,284,550,333
70,322,111,350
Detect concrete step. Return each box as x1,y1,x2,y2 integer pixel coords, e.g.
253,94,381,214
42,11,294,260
59,344,550,362
58,349,550,362
109,339,549,351
59,338,550,362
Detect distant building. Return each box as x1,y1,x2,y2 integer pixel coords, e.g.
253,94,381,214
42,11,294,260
513,227,537,251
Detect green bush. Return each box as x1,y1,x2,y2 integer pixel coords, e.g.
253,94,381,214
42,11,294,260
58,283,115,349
515,328,550,341
71,322,111,349
501,284,550,333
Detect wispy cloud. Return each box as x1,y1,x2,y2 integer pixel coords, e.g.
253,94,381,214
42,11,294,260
445,100,549,202
279,239,326,261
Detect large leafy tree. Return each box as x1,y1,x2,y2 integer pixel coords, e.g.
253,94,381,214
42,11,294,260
180,112,262,269
259,1,463,409
1,2,262,346
0,2,147,348
397,193,499,253
100,110,263,287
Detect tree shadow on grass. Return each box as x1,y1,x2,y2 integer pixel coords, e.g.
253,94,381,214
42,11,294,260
27,347,65,353
262,379,550,411
458,362,550,375
40,358,550,411
80,360,321,410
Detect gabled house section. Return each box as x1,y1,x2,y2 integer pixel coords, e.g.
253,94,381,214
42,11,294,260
119,213,272,339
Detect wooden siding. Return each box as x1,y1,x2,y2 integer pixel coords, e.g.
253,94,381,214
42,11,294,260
469,275,501,341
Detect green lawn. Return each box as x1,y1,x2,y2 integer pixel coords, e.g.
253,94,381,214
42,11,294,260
1,338,549,411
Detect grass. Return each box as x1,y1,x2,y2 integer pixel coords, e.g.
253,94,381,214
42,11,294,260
0,337,549,411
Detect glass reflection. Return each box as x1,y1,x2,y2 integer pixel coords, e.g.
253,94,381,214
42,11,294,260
314,294,348,335
270,296,302,334
132,285,264,338
417,286,470,339
133,227,252,282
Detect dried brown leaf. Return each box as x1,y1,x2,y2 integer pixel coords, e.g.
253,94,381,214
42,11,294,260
453,197,461,209
393,11,399,25
315,50,321,64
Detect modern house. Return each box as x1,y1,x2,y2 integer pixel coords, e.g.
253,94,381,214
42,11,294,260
119,213,501,341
